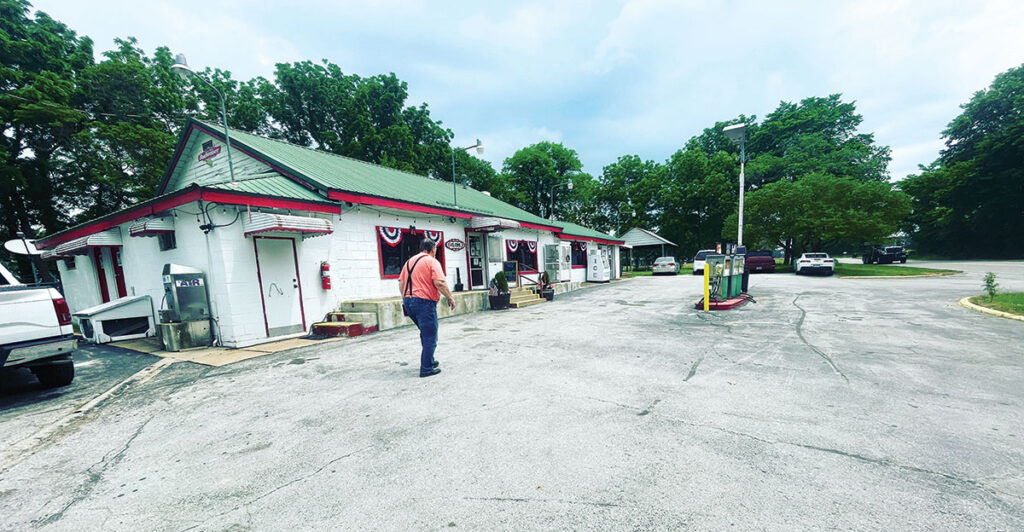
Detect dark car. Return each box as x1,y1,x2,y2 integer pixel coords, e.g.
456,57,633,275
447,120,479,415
885,246,908,263
745,250,775,273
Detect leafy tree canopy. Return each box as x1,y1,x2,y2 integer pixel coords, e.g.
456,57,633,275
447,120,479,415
723,173,910,258
901,64,1024,258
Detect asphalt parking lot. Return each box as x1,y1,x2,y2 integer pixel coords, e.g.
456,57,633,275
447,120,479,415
0,261,1021,530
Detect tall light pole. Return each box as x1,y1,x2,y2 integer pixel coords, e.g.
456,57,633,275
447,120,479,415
452,139,484,206
171,53,236,182
550,180,574,220
723,123,747,246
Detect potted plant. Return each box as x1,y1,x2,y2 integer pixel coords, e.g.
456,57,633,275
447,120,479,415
540,271,554,301
488,271,511,310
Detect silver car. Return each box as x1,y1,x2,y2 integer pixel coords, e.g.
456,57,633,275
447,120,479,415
652,256,680,275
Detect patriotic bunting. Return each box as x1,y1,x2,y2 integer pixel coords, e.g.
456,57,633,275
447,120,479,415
425,230,442,244
378,226,402,247
526,241,537,253
506,239,518,253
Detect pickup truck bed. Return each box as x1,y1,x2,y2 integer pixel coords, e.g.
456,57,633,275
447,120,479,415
1,263,77,387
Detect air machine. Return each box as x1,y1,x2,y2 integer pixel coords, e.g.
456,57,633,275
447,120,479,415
158,264,213,351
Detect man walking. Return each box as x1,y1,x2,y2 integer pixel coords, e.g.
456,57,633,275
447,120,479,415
399,238,456,378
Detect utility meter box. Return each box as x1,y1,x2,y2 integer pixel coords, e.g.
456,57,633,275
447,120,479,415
160,264,210,323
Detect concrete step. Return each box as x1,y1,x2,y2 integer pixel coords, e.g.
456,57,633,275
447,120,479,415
310,321,376,337
509,293,542,304
322,311,378,328
510,298,545,309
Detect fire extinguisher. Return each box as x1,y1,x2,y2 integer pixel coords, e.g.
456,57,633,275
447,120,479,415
320,261,331,290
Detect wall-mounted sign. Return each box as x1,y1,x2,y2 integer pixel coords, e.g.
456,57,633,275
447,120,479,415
445,238,465,252
198,145,222,163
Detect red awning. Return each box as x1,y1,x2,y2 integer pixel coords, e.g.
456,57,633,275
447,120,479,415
243,212,333,238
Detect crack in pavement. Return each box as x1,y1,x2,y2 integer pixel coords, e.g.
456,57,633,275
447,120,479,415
792,294,849,384
651,411,1023,518
576,395,1020,517
684,354,704,382
38,414,156,526
179,445,374,531
463,496,628,508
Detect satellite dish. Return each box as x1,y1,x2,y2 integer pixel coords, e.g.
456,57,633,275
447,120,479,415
4,238,41,255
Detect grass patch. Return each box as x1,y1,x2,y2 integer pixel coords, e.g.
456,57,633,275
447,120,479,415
969,293,1024,316
834,263,959,277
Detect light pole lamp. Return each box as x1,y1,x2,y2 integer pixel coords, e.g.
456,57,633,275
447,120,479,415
171,53,236,182
451,139,484,206
723,122,747,247
549,180,574,220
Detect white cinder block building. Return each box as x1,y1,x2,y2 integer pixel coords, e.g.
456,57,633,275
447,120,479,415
36,119,624,347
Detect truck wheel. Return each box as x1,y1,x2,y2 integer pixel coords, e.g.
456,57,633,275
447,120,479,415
33,362,75,387
900,259,907,264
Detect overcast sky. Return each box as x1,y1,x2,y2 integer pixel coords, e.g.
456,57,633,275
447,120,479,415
29,0,1024,180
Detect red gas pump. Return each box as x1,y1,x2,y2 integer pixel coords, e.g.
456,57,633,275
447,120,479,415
320,261,331,290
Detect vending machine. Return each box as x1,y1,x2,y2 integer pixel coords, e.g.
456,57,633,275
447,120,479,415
587,247,611,282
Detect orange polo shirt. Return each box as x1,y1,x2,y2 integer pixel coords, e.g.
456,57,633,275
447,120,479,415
398,252,446,301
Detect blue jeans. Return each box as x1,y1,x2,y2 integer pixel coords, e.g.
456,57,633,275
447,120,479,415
404,297,438,374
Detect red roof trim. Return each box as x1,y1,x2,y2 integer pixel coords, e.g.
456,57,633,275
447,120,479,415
330,191,563,232
555,233,624,246
36,188,339,249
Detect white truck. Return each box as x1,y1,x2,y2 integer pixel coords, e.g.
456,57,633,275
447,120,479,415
0,261,77,387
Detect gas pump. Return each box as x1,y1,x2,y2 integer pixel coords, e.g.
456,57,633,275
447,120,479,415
696,247,752,311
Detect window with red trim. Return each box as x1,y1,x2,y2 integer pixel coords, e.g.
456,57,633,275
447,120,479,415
377,226,444,279
571,241,587,268
505,239,538,272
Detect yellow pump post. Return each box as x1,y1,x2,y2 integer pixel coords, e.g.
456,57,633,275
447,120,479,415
703,266,710,312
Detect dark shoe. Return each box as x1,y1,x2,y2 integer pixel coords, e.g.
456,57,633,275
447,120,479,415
419,368,441,378
431,360,439,368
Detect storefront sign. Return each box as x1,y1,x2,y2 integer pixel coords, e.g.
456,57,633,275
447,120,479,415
198,145,222,162
445,238,465,252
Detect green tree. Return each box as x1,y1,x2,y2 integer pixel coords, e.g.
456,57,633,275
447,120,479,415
901,64,1024,258
746,95,891,188
593,155,664,235
0,0,92,240
255,61,452,176
499,142,590,221
723,173,910,259
661,149,736,254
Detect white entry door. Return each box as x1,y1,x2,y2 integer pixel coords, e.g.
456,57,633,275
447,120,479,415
254,237,305,337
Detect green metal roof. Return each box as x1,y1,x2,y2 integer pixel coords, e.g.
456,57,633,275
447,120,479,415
555,220,623,243
206,175,327,203
195,120,558,228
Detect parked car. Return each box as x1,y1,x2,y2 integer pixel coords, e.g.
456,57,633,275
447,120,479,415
0,262,77,387
885,246,908,263
795,253,835,276
862,244,907,264
745,250,776,273
652,256,680,275
692,249,715,275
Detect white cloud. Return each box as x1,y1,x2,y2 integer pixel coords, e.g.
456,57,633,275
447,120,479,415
28,0,1024,180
